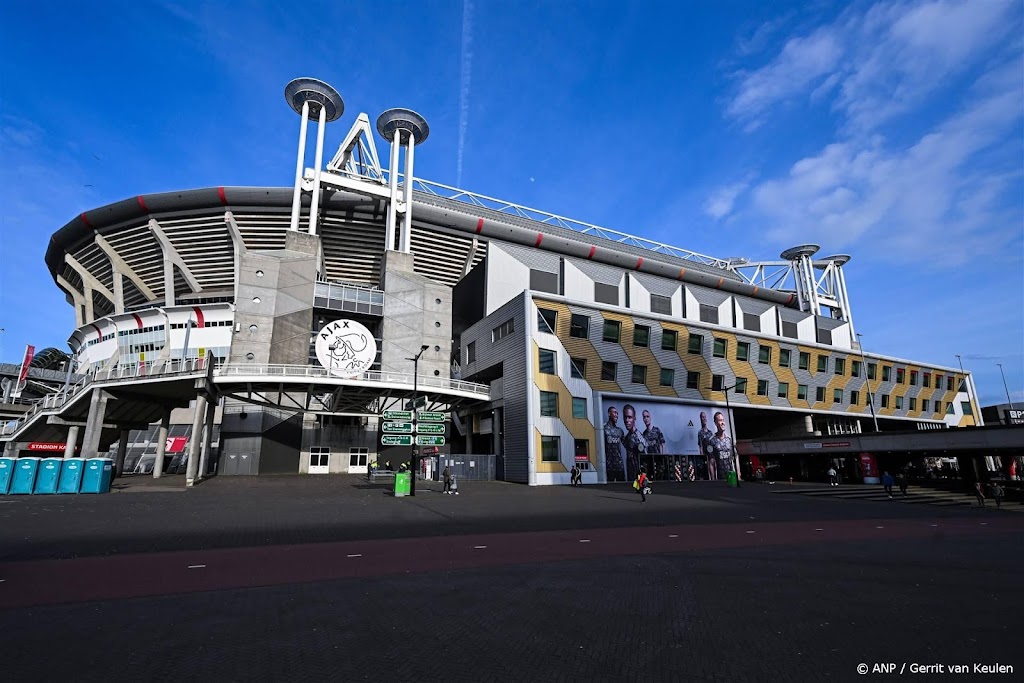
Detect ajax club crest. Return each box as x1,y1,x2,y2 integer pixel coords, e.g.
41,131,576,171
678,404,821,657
315,319,377,378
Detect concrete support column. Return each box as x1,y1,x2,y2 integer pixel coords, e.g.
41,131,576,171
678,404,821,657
64,425,80,458
4,441,16,458
153,412,171,479
197,396,216,480
80,389,109,459
186,394,208,486
114,429,130,478
805,415,814,433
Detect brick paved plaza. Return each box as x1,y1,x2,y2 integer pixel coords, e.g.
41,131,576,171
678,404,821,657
1,476,1019,682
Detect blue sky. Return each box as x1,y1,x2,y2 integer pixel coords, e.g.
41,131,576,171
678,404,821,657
1,0,1021,408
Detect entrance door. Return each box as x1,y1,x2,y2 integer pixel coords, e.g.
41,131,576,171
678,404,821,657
309,447,330,474
349,447,368,474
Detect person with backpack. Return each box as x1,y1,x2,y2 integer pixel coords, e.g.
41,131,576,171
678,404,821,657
635,467,650,503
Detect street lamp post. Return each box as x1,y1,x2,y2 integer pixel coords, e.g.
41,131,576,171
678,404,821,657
955,354,977,420
856,333,879,432
407,344,429,497
996,363,1015,422
181,318,195,367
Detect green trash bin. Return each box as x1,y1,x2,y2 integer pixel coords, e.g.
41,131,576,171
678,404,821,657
726,471,738,488
394,472,411,497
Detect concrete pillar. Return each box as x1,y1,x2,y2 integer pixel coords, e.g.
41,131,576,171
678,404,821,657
197,396,216,479
153,412,170,479
80,389,109,459
4,441,16,457
186,394,208,486
64,425,80,458
114,429,129,478
805,415,814,433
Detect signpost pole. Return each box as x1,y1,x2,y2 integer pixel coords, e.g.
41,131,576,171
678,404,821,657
408,345,428,497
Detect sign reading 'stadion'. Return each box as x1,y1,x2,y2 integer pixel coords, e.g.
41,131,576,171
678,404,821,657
314,319,378,378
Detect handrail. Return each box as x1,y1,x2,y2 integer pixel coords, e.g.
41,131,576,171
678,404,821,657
213,363,490,395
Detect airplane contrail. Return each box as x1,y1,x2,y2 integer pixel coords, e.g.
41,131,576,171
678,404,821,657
456,0,474,187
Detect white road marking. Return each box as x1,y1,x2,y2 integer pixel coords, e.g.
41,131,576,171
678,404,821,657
746,531,755,534
347,554,362,558
187,564,206,569
474,545,487,549
875,526,884,529
668,534,678,538
814,528,824,531
579,539,591,543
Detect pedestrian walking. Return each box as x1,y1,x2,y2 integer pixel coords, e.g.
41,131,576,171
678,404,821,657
974,482,986,508
450,474,459,495
882,471,895,498
988,482,1003,509
443,465,452,495
897,472,909,496
827,466,838,487
635,467,650,503
570,464,581,487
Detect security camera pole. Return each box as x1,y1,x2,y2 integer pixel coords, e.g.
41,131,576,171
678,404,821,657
408,344,429,496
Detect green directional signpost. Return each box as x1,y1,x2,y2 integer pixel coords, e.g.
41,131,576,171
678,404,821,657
415,435,445,446
383,410,412,421
417,411,446,422
416,422,445,434
381,435,413,446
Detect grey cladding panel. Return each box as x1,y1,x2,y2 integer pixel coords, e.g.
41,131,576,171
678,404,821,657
632,272,680,298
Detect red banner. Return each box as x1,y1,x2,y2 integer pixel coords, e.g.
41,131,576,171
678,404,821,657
17,345,35,385
165,437,188,453
28,442,77,452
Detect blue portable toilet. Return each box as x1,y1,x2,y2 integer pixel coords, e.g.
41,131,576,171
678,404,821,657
33,457,63,494
0,457,14,494
58,458,85,494
81,458,113,494
11,457,41,495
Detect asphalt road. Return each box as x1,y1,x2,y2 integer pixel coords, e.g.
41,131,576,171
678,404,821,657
0,476,1019,682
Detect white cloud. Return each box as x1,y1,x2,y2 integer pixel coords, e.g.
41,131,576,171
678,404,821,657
703,181,750,219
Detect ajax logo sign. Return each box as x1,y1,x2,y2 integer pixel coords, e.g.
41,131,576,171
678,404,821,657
315,319,377,378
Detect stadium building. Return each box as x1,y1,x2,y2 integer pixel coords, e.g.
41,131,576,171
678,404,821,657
0,79,987,486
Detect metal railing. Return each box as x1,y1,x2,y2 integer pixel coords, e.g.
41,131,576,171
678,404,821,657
213,364,490,396
1,358,212,438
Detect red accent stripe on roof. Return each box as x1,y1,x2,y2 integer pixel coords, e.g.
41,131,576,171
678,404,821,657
786,293,796,305
635,257,644,270
192,306,205,328
80,213,92,228
716,277,724,288
535,233,544,247
90,324,102,338
137,196,149,213
475,218,484,234
677,268,687,280
752,286,759,296
132,313,143,330
587,246,596,260
217,187,227,205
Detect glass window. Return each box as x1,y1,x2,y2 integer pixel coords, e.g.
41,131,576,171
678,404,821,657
574,439,589,460
651,294,672,315
850,390,860,405
601,361,617,381
896,368,905,384
778,382,789,399
834,358,845,375
467,341,476,364
699,304,718,324
758,346,771,364
882,366,892,382
712,374,724,391
538,349,557,374
602,319,621,343
688,334,703,354
659,368,674,387
947,376,955,391
881,394,890,408
632,365,647,384
735,377,748,394
570,314,589,339
834,388,843,404
799,352,810,371
757,379,769,396
492,319,515,342
736,341,750,362
895,395,903,410
779,349,791,368
570,357,586,379
572,397,587,419
817,355,828,372
713,338,727,358
868,363,877,380
852,360,861,377
923,372,931,388
686,371,700,389
945,402,954,415
910,370,918,386
961,401,973,416
537,308,557,333
541,436,560,462
661,329,677,351
633,325,650,348
540,391,558,416
816,386,826,402
935,374,943,390
909,397,916,411
797,384,808,401
922,399,929,412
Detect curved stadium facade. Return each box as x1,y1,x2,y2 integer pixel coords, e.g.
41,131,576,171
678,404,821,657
1,93,982,485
